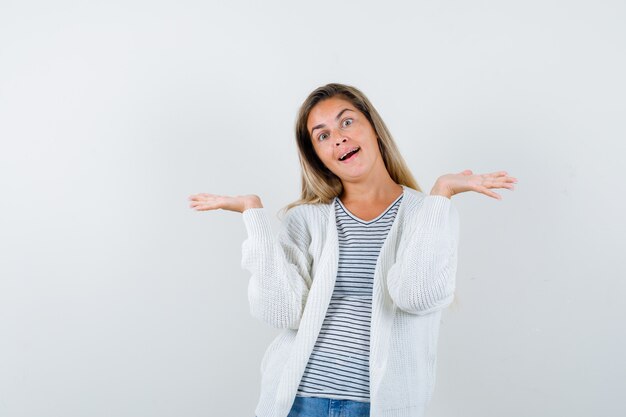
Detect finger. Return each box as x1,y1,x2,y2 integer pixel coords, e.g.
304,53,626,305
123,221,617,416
477,186,502,200
499,174,518,184
190,200,213,207
481,172,508,181
191,194,221,204
192,196,218,205
484,172,505,179
496,175,517,181
189,193,215,201
488,180,515,190
498,176,518,185
479,176,500,187
191,203,218,211
488,176,517,186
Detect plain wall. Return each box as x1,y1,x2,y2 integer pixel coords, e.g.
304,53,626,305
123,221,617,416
1,0,624,416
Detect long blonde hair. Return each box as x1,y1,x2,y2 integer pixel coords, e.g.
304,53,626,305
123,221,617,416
280,83,421,216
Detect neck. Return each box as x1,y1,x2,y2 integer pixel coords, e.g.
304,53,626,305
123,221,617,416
339,169,403,204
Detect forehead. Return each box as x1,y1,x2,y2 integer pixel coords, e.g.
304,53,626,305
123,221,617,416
307,97,357,130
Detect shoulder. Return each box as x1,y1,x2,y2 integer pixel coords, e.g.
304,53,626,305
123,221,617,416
284,201,329,217
401,186,459,222
400,186,427,210
281,201,331,230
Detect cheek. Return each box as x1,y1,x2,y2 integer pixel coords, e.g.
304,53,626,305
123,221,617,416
319,150,341,171
320,153,336,168
363,126,377,142
310,145,331,167
313,146,333,161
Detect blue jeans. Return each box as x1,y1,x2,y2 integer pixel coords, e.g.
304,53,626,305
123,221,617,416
286,395,370,417
254,395,371,417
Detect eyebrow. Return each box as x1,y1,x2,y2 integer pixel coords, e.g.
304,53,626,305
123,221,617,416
310,108,355,136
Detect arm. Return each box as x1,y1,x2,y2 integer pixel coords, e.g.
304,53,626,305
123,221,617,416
386,195,460,315
240,207,313,329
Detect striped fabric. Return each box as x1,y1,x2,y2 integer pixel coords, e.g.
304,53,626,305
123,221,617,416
296,192,404,402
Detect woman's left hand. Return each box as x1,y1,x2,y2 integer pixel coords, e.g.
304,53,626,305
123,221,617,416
430,170,518,200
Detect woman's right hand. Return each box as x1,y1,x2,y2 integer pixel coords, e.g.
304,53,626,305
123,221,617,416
188,193,263,213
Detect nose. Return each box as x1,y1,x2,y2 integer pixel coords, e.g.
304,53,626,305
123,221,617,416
334,131,347,146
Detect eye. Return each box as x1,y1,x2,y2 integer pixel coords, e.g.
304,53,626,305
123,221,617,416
318,133,329,141
342,118,353,127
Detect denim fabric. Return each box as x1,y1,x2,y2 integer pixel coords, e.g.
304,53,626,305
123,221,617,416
254,395,370,417
287,395,370,417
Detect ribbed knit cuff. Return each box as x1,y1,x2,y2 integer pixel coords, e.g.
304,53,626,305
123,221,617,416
421,195,452,229
242,207,273,238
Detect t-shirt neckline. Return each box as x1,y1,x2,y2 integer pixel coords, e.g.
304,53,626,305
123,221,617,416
335,190,404,224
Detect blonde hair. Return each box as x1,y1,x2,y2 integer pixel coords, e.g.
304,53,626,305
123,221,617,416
280,83,421,216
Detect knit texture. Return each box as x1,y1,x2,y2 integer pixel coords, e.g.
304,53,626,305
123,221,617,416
241,185,460,417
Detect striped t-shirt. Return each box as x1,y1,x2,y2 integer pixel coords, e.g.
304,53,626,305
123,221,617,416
296,192,404,402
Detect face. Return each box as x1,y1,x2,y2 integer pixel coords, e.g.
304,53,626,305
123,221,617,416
307,96,382,181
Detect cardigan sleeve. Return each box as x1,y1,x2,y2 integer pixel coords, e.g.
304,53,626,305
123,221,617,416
386,195,460,315
240,207,312,329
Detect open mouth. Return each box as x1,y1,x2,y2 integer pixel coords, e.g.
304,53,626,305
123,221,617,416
339,147,360,162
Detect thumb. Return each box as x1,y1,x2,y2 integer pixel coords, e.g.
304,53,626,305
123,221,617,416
460,169,473,175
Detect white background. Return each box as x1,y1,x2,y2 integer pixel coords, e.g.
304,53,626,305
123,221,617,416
1,1,624,416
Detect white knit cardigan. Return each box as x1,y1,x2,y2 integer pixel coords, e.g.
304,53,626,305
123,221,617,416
241,185,460,417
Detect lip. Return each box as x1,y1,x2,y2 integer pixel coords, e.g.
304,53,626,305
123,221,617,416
339,147,360,163
338,146,360,162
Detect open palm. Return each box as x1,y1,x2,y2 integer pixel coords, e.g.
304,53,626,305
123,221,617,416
437,170,518,200
188,193,262,213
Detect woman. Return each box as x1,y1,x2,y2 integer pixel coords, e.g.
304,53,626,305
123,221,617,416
189,83,517,417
